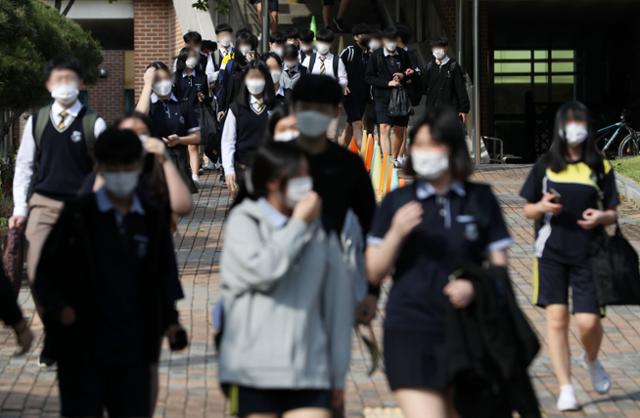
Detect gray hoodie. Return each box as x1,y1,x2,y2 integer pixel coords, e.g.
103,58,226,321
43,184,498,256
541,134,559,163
219,198,353,390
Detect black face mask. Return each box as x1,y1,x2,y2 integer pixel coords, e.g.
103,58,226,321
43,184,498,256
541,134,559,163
358,38,370,48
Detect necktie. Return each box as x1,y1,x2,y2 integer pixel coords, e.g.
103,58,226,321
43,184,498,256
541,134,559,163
58,110,69,130
254,98,265,114
319,56,326,75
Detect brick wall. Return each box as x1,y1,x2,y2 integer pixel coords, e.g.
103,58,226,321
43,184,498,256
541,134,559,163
133,0,178,98
84,50,125,124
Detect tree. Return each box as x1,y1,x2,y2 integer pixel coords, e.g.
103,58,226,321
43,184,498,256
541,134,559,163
0,0,102,140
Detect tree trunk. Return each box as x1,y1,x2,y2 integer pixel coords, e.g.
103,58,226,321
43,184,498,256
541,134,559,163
54,0,62,12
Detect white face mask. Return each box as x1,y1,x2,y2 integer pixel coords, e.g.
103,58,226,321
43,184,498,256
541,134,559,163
411,150,450,180
185,56,199,69
272,46,284,57
433,48,446,60
368,40,381,51
273,130,299,142
270,70,282,84
285,176,313,208
102,171,140,198
153,79,173,97
219,36,232,47
51,82,80,106
239,45,252,55
296,110,332,137
563,122,588,146
384,41,397,52
246,78,266,95
316,42,331,55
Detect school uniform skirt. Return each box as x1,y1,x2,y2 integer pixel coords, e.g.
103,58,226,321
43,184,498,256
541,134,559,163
383,328,448,392
168,145,198,193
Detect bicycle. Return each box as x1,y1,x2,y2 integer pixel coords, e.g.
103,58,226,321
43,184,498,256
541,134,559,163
598,112,640,158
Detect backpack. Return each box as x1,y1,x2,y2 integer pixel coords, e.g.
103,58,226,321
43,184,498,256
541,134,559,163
308,52,340,78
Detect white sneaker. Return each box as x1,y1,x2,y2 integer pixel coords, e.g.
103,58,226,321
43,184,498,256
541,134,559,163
557,384,579,411
582,353,611,394
192,174,200,187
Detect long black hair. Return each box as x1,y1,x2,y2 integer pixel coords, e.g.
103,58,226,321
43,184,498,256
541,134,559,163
233,60,275,109
175,47,201,75
231,143,306,207
547,101,603,174
405,107,473,181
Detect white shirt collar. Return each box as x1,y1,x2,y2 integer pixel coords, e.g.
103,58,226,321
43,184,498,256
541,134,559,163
416,180,466,200
51,100,82,118
249,95,263,105
383,48,399,57
150,93,179,104
95,187,145,215
257,198,288,229
182,70,195,78
275,83,285,97
437,55,451,67
317,52,333,60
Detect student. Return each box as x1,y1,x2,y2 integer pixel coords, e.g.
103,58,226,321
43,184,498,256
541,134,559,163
0,262,33,356
116,112,193,217
290,75,379,326
284,27,301,46
299,29,316,62
34,128,187,418
177,31,215,83
175,46,212,186
366,108,512,418
136,62,201,194
10,57,107,366
281,44,306,90
520,101,618,411
424,37,470,124
339,23,371,148
263,52,288,109
249,0,278,32
365,28,414,159
267,106,299,143
219,143,353,418
269,30,286,58
302,29,348,92
221,61,275,195
212,24,235,101
368,30,382,52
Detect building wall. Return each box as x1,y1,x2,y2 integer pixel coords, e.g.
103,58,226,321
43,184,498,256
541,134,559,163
133,0,181,98
84,50,125,124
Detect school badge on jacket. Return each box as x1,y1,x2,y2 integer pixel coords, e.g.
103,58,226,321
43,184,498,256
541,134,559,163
464,222,479,242
70,130,83,143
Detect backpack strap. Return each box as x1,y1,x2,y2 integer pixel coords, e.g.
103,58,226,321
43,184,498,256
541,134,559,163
33,104,52,151
332,54,340,78
214,49,221,69
308,53,317,74
81,108,99,160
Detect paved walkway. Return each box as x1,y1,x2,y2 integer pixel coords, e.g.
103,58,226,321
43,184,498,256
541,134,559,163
3,166,640,417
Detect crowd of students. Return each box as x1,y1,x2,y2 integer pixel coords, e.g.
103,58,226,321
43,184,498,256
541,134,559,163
0,19,624,418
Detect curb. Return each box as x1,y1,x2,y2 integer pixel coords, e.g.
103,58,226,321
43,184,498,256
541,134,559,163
616,173,640,207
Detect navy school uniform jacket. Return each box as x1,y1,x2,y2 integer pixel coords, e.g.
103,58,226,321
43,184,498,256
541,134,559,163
424,57,470,113
365,48,413,104
33,192,183,365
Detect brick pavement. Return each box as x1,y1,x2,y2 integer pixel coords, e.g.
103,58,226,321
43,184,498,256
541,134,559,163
3,166,640,417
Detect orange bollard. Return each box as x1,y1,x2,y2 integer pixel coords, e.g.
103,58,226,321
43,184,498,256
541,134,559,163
348,136,359,154
364,135,375,172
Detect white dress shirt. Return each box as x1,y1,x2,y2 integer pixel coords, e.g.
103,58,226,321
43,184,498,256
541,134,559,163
221,96,265,176
12,100,107,217
302,52,348,87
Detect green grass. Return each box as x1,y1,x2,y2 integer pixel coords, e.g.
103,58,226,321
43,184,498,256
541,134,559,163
614,157,640,184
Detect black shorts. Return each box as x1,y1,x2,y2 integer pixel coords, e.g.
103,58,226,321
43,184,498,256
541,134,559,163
233,386,332,417
532,257,603,315
383,328,447,392
323,0,335,4
374,100,410,127
249,0,278,11
344,95,367,123
57,361,152,417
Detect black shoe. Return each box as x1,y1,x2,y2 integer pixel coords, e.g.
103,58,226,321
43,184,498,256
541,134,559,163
38,353,56,368
332,18,346,33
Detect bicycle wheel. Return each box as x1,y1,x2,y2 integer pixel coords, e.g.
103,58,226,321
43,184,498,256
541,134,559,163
618,134,639,158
